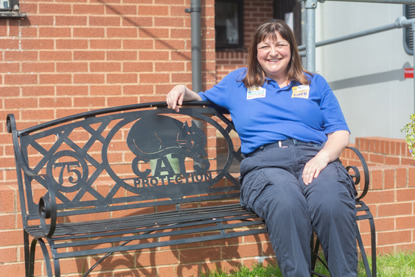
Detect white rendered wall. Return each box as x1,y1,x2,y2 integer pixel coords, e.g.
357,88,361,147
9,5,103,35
314,2,413,142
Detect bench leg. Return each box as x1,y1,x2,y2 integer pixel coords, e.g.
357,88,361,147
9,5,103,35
24,231,60,277
357,216,376,277
24,231,34,277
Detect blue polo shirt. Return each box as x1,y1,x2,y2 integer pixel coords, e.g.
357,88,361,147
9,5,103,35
198,68,350,155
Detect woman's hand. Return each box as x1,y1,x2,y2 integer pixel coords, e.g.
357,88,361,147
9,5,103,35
302,130,350,185
166,85,202,112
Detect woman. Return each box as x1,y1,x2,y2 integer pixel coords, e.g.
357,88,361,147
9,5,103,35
166,19,357,277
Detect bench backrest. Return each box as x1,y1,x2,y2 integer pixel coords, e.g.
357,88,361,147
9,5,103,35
7,102,243,224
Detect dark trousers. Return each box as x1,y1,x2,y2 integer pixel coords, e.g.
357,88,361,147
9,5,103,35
240,139,358,277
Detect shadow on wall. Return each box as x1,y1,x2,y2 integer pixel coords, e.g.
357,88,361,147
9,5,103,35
96,0,190,60
329,62,410,91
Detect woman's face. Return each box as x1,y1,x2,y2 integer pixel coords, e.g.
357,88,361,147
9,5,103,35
256,32,291,82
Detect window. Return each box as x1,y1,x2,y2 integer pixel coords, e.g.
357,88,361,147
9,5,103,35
0,0,26,18
404,5,415,55
0,0,10,10
215,0,244,50
274,0,302,45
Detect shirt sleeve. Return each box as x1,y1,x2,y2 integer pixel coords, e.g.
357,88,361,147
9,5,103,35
315,75,350,134
198,69,246,110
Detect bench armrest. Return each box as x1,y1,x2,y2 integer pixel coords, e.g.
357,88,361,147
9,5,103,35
38,176,57,237
345,146,370,201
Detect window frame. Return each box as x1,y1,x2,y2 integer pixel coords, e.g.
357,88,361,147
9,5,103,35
215,0,244,51
0,0,26,19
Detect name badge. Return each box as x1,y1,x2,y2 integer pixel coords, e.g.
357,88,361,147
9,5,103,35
291,85,310,99
247,87,266,100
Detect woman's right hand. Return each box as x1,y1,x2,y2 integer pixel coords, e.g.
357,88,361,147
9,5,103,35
166,85,202,112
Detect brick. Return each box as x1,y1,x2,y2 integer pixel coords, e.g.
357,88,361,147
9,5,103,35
22,109,55,120
5,51,38,61
0,39,19,49
0,246,18,263
90,85,122,95
39,27,72,37
107,73,138,84
73,96,106,107
74,51,105,61
0,62,19,73
1,87,20,97
22,62,55,73
383,169,395,189
121,16,153,28
363,190,394,204
73,4,105,15
370,169,383,190
56,39,89,49
5,74,38,85
123,84,153,95
172,73,192,83
57,62,88,72
73,73,105,84
56,16,88,26
39,3,72,14
378,203,412,217
107,27,138,38
38,51,73,62
180,247,220,264
56,85,88,96
107,96,138,107
397,188,415,202
105,4,138,16
139,51,169,61
40,74,72,85
0,264,26,276
107,51,137,61
155,17,185,27
139,28,169,39
396,216,415,230
90,62,121,72
123,39,154,49
90,39,122,49
396,168,408,188
123,62,153,72
378,230,412,245
409,167,415,187
73,27,105,38
139,73,169,84
370,217,394,232
24,15,54,26
89,16,121,26
0,230,22,247
39,97,72,108
138,6,169,16
384,156,400,165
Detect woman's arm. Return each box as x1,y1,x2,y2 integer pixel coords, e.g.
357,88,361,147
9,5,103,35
302,130,350,185
166,85,202,112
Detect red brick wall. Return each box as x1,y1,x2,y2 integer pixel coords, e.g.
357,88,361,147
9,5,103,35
1,0,216,185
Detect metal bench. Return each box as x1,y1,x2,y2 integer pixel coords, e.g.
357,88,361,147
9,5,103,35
6,101,376,277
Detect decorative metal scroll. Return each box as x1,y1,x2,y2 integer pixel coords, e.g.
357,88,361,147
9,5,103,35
19,106,242,218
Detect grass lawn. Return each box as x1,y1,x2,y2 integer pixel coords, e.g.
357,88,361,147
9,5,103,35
203,251,415,277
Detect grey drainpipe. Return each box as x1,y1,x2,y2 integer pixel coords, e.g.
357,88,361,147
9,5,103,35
185,0,202,93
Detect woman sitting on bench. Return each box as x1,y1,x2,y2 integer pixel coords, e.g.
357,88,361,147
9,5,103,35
166,19,357,277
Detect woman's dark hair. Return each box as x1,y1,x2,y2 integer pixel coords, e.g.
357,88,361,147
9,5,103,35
243,19,312,88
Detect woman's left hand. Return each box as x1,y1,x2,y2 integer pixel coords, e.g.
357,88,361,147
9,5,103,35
302,153,330,185
302,130,350,185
